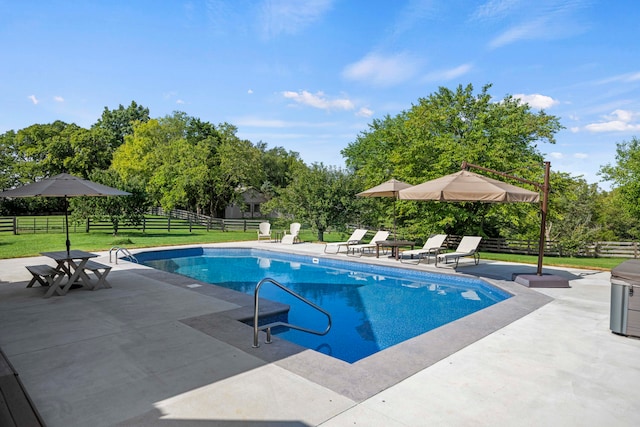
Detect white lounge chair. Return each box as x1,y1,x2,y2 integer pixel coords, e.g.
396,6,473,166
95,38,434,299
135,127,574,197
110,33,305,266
436,236,482,267
400,234,448,264
346,230,390,257
257,222,271,241
324,228,369,253
281,222,301,244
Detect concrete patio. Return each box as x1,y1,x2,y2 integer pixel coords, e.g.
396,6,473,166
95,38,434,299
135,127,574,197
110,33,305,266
1,241,639,426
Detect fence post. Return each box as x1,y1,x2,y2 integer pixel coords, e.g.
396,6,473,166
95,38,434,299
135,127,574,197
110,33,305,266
12,216,16,235
244,220,247,232
635,241,638,259
143,217,146,233
189,219,192,233
168,217,171,232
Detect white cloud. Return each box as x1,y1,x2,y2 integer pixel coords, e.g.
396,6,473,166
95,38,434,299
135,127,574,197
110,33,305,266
594,71,640,85
176,99,185,104
584,109,640,133
247,89,253,94
28,95,39,105
53,96,64,102
282,90,354,111
489,18,546,48
574,153,588,159
471,0,520,21
236,117,289,128
260,0,333,38
513,93,559,109
549,152,564,159
482,1,590,49
356,107,374,118
585,121,640,133
609,109,635,122
343,52,420,87
422,64,473,82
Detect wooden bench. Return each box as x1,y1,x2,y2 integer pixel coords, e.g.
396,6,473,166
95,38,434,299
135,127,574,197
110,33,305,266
83,260,112,290
25,265,65,298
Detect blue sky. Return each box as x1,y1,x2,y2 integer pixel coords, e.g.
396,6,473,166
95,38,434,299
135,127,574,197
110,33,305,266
1,0,639,189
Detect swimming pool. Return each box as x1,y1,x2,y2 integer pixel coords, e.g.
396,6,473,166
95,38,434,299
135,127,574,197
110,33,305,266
135,247,511,363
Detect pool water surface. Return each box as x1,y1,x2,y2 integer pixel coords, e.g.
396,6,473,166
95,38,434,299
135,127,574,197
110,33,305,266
136,248,510,363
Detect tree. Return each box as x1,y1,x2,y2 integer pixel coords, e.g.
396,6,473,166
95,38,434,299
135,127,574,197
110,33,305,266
546,173,601,254
257,143,305,194
262,163,361,241
70,169,150,235
111,112,264,217
92,101,150,150
13,121,76,180
600,137,640,227
594,188,640,240
0,130,18,191
342,83,563,239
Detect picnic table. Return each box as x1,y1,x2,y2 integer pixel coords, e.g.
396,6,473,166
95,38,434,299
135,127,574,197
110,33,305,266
26,250,111,297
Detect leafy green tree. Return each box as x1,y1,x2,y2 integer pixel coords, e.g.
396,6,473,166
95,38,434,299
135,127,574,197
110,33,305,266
600,137,640,228
66,127,115,178
262,163,361,241
70,169,149,235
594,188,640,240
546,173,601,254
92,101,150,150
0,130,18,191
13,121,76,179
111,112,264,217
342,83,563,239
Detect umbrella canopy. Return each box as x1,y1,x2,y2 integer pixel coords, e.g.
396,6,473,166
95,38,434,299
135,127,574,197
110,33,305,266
0,173,131,254
0,173,131,198
398,170,539,203
357,179,412,240
356,178,412,198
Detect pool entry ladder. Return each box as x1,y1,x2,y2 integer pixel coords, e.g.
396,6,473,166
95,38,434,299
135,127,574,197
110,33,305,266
252,277,332,348
109,246,138,264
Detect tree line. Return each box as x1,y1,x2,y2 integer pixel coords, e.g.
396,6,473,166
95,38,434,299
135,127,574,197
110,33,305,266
1,85,639,251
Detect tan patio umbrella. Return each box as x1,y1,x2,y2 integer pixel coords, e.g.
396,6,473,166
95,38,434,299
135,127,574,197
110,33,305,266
398,170,540,203
0,173,131,255
357,178,412,240
398,163,553,281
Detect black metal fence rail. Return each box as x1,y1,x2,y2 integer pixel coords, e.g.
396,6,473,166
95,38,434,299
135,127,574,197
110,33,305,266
1,214,639,258
0,213,264,234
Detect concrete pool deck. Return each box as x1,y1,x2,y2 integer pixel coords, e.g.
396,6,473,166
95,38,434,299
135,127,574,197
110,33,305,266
1,241,639,426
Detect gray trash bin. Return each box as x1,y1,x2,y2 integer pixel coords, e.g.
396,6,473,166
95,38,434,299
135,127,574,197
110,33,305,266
610,280,630,334
610,259,640,337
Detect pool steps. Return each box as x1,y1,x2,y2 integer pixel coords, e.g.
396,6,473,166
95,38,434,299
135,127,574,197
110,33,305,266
252,277,332,348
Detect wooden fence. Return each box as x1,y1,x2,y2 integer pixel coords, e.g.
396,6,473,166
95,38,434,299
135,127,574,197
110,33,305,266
1,214,639,258
0,212,264,234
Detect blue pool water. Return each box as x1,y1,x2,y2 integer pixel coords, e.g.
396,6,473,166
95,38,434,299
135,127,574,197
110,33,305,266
136,248,511,363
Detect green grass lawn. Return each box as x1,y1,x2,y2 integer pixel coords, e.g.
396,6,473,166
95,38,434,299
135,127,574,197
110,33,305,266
0,223,623,270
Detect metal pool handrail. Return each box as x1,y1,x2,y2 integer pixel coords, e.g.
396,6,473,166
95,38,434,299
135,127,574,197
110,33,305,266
109,246,138,264
253,277,332,348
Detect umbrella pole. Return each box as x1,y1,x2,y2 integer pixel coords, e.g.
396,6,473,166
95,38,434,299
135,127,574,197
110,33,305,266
393,196,397,241
536,162,551,276
65,197,70,256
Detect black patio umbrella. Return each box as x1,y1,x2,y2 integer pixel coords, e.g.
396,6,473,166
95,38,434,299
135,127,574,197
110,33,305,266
0,173,131,255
